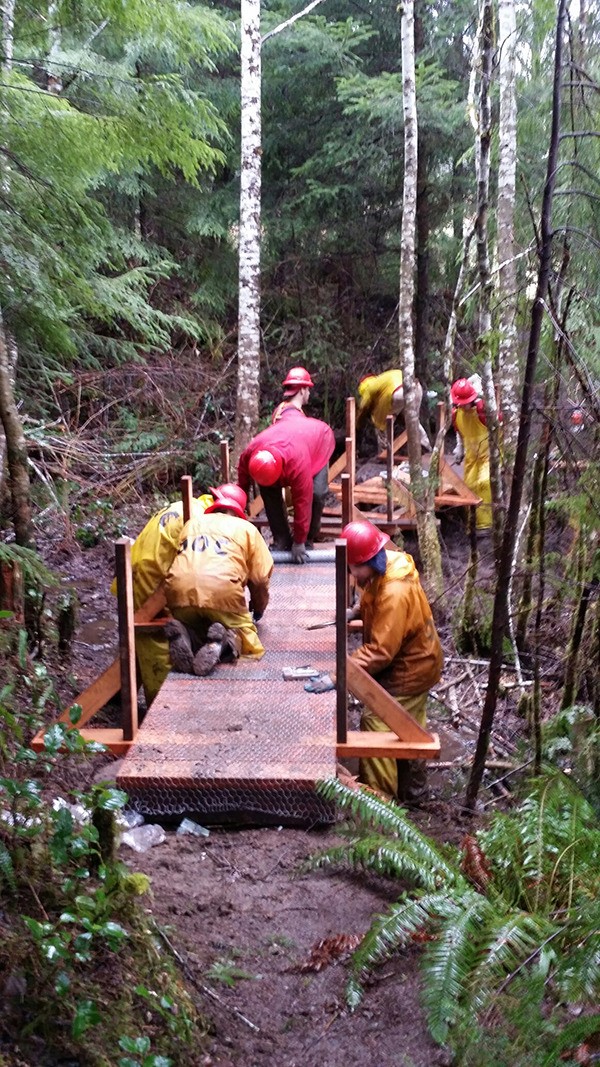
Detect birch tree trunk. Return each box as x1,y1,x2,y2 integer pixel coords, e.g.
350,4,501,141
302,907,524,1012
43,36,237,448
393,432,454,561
497,0,519,483
234,0,262,461
475,0,504,557
466,0,568,810
0,0,33,544
399,0,442,602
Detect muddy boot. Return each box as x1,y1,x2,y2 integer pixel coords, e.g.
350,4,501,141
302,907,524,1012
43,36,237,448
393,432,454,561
192,623,227,677
164,619,194,674
219,626,242,663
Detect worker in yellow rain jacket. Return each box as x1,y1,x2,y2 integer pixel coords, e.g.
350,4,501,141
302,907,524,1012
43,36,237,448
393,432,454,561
342,520,443,802
357,369,430,449
110,493,213,705
164,484,273,677
451,376,496,531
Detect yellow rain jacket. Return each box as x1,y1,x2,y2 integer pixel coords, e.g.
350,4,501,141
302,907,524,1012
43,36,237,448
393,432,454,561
110,495,213,704
357,370,404,432
165,512,273,658
454,403,492,530
352,550,443,799
352,550,443,696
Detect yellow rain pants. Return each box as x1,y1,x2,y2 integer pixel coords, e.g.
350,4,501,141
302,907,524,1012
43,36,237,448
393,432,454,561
110,495,213,704
359,691,428,800
454,406,492,530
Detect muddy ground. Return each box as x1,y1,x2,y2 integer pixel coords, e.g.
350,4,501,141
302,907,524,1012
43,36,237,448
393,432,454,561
37,502,528,1067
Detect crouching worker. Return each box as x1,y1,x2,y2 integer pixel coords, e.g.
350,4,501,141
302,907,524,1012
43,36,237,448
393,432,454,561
110,493,213,706
357,369,430,451
342,520,443,803
164,483,273,677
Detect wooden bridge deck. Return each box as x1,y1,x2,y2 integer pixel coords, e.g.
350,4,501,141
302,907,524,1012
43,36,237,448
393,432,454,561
116,562,339,826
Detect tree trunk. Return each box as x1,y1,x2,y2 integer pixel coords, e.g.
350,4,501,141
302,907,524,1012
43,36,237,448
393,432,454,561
497,0,519,483
475,0,504,556
466,0,568,810
399,0,442,602
0,319,33,546
234,0,262,462
0,0,32,545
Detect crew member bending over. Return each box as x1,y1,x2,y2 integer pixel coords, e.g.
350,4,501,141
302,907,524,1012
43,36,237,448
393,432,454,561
164,484,273,677
342,520,443,802
357,369,430,450
238,415,334,563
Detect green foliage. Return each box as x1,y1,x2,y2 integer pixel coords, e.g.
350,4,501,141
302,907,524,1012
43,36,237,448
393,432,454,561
313,776,600,1057
542,705,600,812
0,654,206,1065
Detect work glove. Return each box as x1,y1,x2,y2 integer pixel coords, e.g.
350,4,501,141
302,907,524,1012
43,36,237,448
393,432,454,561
304,673,335,693
291,541,309,565
346,605,361,623
251,606,263,623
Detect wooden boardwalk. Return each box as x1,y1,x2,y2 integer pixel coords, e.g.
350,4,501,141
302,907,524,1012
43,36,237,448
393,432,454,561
116,562,339,826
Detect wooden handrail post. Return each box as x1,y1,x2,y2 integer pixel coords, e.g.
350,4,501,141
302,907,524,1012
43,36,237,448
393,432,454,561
115,538,138,742
345,395,356,444
341,472,351,529
436,401,446,433
335,538,348,744
220,439,230,483
181,475,193,523
386,413,394,523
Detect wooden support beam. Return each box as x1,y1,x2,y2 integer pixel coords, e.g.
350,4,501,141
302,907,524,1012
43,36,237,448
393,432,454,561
345,395,356,443
346,658,436,743
32,585,168,745
115,539,138,742
327,451,347,485
377,430,407,460
386,414,394,523
341,472,352,529
436,401,446,433
220,440,230,483
335,540,348,744
345,435,355,506
31,728,133,756
181,475,193,523
336,732,440,760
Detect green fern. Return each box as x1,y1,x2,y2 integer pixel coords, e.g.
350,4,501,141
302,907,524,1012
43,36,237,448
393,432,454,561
313,776,600,1054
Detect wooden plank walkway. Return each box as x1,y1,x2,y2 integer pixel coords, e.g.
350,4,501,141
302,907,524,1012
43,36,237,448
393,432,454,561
116,562,338,826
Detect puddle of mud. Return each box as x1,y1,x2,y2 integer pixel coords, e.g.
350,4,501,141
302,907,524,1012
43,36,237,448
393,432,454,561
76,618,116,649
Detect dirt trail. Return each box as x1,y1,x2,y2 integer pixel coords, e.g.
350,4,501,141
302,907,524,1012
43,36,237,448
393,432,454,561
127,824,449,1067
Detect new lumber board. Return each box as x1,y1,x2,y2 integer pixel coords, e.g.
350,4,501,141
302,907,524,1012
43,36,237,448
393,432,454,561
336,731,440,760
346,658,436,743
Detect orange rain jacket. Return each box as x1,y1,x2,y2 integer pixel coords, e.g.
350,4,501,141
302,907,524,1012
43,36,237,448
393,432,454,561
351,550,443,696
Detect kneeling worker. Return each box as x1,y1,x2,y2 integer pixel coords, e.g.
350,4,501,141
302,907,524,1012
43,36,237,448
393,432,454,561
164,483,273,676
111,492,213,706
342,520,443,802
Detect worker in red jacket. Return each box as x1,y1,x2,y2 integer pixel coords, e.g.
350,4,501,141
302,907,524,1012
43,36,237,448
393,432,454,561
238,416,335,563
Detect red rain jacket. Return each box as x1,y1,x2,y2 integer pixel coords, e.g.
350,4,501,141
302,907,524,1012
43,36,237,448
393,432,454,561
238,414,334,544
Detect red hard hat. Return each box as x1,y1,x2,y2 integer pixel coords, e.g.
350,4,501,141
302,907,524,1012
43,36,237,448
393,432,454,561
450,378,478,406
282,366,314,390
570,409,584,425
341,521,389,566
248,448,283,486
205,483,248,520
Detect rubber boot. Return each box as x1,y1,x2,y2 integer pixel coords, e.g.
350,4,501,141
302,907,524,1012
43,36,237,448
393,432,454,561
193,624,242,676
164,619,194,674
306,496,325,550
